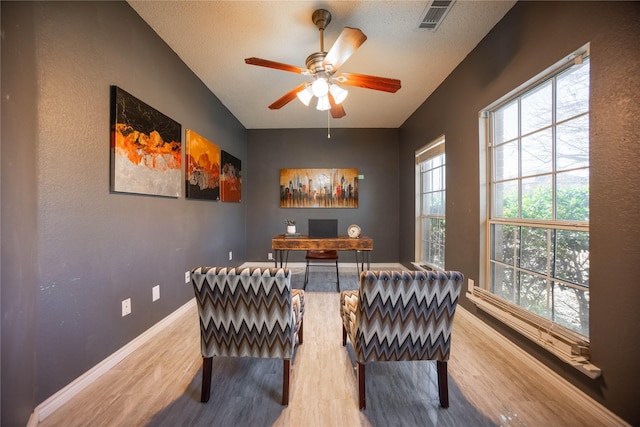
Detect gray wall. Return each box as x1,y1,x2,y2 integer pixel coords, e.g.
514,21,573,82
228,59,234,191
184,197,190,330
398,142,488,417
1,2,246,425
399,2,640,425
1,3,39,423
246,128,400,263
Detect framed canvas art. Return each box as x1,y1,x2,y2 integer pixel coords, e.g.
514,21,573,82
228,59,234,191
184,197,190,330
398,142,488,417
185,129,220,200
220,151,242,202
110,86,182,197
280,168,359,208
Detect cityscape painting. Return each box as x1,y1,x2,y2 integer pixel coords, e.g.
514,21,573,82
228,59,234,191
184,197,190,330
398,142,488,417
280,168,358,208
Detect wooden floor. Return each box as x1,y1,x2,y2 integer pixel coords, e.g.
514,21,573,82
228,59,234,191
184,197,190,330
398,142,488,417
39,291,623,427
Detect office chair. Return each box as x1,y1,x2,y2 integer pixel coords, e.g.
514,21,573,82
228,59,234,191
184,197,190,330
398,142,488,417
304,250,340,291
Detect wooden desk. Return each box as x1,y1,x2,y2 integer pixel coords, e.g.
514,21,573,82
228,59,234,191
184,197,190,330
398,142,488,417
271,234,373,272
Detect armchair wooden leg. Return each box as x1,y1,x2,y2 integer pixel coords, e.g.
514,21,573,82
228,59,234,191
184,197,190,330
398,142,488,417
342,326,347,346
201,357,213,403
437,360,449,408
357,362,366,410
297,319,304,345
282,359,291,405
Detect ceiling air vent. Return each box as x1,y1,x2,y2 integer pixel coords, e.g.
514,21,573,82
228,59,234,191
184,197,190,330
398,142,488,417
419,0,456,31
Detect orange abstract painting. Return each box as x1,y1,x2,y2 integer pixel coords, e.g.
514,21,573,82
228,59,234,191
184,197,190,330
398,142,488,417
186,129,220,200
110,87,181,197
220,151,242,202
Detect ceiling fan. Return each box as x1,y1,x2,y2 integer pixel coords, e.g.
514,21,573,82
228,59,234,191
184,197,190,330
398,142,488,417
245,9,401,119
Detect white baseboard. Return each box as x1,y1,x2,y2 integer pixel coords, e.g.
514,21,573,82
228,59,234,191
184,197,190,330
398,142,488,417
31,298,196,424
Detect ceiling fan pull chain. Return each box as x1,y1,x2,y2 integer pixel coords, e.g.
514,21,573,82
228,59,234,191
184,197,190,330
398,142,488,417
327,110,331,139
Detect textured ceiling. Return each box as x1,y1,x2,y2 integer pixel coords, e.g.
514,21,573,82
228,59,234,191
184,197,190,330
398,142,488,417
128,1,515,129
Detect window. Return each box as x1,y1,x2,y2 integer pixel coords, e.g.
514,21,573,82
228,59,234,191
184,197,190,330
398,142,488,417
415,137,446,270
473,47,597,377
487,52,590,337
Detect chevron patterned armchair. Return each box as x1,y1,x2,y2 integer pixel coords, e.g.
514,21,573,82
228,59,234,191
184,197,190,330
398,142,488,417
340,270,463,410
190,267,305,405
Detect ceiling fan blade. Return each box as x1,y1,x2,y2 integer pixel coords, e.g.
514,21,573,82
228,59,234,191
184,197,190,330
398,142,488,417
336,72,401,93
328,93,346,119
323,27,367,72
268,83,308,110
245,57,309,75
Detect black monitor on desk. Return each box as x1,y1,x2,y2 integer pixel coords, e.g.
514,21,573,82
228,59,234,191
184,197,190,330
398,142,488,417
308,219,338,238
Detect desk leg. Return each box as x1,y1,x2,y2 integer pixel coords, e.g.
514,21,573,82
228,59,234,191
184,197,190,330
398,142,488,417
354,250,372,275
280,250,288,268
276,250,289,268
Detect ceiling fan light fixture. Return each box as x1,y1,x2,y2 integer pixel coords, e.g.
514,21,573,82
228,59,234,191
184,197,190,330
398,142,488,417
316,95,330,111
245,8,401,121
329,84,348,104
296,85,314,106
311,77,329,97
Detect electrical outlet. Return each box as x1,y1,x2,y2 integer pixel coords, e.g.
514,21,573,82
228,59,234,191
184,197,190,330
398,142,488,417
122,298,131,317
185,271,190,284
268,252,273,260
229,251,233,261
152,285,160,302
